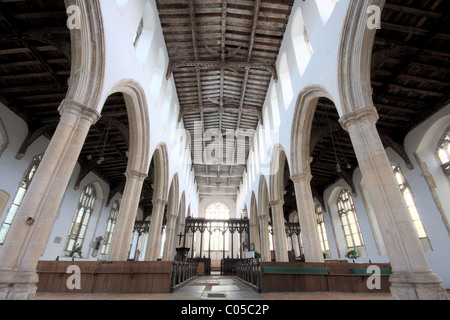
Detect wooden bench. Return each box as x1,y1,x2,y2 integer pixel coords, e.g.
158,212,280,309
326,262,392,292
37,261,177,294
260,262,329,292
262,266,328,275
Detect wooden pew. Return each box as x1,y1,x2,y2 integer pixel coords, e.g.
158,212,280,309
326,262,392,293
260,262,329,292
36,261,177,294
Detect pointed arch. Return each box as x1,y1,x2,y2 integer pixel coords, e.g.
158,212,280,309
269,144,288,202
290,85,336,176
152,143,170,202
65,0,105,110
106,79,151,176
337,0,385,114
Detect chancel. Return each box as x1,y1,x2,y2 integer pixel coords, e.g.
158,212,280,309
0,0,449,301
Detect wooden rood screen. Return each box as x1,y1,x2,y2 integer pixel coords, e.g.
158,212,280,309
36,261,197,294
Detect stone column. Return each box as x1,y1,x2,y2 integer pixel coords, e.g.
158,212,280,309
250,220,261,254
0,100,100,300
163,212,178,261
269,200,289,262
291,174,324,262
144,199,167,261
258,213,271,262
108,170,147,261
340,106,448,300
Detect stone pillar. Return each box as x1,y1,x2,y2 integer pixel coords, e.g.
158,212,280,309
340,106,448,300
269,200,289,262
145,199,167,261
0,100,100,300
250,220,261,254
163,212,178,261
258,213,271,262
291,174,324,262
108,170,147,261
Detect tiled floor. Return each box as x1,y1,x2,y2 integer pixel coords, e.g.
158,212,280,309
34,273,411,300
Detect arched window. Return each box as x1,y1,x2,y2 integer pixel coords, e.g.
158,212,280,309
101,200,120,255
204,201,230,251
392,164,427,239
436,127,450,178
290,8,313,76
65,184,96,254
315,204,329,252
337,189,364,248
0,155,42,245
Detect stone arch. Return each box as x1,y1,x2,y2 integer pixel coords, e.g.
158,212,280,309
106,80,151,176
250,191,260,253
268,144,289,202
151,143,170,202
258,175,271,261
337,0,385,114
162,173,180,260
65,0,106,110
290,85,336,176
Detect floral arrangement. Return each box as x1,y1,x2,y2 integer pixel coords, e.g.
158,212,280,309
69,244,82,258
345,247,360,260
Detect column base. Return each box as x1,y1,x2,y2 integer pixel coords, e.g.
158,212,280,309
0,268,39,300
389,271,448,300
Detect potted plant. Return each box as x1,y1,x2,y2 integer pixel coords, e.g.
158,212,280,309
254,251,261,262
345,247,360,262
69,244,82,258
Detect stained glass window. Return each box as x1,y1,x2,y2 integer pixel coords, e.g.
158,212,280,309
436,128,450,178
65,184,96,255
0,155,42,245
337,189,364,248
101,200,120,255
316,204,330,251
392,164,427,239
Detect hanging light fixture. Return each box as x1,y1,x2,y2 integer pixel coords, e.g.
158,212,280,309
325,107,352,173
87,99,118,165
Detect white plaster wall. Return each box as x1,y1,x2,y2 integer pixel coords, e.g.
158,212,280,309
98,0,199,217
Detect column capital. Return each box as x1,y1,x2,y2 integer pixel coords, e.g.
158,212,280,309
58,99,101,124
269,199,284,207
125,169,148,181
290,173,312,183
339,106,379,131
152,199,168,207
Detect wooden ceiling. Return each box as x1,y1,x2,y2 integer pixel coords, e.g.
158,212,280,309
309,0,450,205
156,0,294,199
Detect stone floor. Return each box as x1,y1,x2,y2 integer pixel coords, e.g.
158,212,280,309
34,273,404,301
